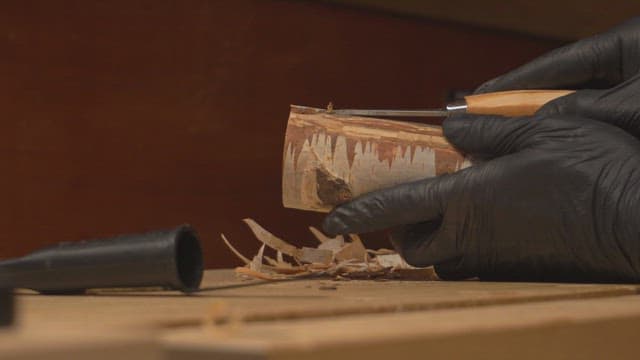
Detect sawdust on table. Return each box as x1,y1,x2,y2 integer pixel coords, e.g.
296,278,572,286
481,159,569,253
221,218,439,281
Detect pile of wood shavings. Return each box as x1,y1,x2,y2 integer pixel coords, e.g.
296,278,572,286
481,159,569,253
221,219,439,281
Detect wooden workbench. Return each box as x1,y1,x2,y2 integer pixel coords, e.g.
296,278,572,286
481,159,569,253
3,269,640,359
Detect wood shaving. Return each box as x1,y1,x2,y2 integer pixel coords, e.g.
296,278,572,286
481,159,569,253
220,234,251,265
334,234,367,263
243,218,299,257
223,219,439,281
297,247,334,264
318,237,345,254
309,226,344,244
263,255,280,267
250,244,266,272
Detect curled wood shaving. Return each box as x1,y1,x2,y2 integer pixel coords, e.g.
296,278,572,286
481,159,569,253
243,218,300,258
221,234,251,265
309,226,344,244
226,218,439,282
222,234,282,273
335,235,367,263
297,247,333,264
250,244,266,272
350,234,367,262
318,237,345,254
263,255,280,267
262,256,306,275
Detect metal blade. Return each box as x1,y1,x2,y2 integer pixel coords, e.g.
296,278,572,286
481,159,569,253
330,108,449,117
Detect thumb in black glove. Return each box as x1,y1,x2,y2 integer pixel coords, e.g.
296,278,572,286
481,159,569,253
322,114,640,282
477,17,640,138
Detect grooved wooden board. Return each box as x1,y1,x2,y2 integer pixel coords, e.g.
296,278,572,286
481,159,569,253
0,330,159,360
12,270,640,331
162,295,640,360
4,270,640,359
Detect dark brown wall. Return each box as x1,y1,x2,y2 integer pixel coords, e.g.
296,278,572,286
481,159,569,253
0,0,561,268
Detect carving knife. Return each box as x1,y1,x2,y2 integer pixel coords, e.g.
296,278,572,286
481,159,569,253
329,90,574,118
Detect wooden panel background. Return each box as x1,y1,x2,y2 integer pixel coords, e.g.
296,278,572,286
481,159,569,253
329,0,640,40
0,0,561,268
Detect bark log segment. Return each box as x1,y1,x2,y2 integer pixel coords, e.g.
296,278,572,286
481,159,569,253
282,105,469,212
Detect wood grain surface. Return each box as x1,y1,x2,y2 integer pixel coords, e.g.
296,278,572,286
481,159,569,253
0,1,561,268
1,330,159,360
163,294,640,360
4,269,640,359
13,270,640,331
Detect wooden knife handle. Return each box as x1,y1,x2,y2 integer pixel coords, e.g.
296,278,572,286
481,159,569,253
464,90,575,117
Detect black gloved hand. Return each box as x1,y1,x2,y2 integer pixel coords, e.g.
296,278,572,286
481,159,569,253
322,114,640,282
477,18,640,138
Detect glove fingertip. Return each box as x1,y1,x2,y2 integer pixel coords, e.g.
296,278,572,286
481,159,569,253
322,211,349,236
442,114,505,153
434,260,473,280
442,114,473,142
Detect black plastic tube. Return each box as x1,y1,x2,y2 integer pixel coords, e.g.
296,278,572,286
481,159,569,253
0,225,203,294
0,288,13,327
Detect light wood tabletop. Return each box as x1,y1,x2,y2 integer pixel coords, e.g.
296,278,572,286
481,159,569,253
3,269,640,359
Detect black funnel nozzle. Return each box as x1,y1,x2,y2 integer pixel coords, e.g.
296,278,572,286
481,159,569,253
0,225,203,294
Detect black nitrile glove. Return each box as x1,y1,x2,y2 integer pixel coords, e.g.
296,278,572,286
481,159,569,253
322,114,640,282
477,18,640,138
